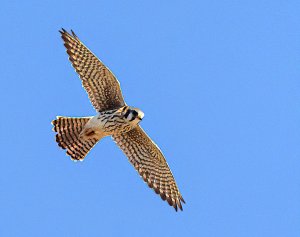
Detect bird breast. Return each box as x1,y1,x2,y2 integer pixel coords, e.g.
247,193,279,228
86,111,135,137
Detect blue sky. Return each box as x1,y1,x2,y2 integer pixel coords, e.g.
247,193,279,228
0,0,299,236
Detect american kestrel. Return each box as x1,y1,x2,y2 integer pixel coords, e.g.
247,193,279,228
52,29,185,211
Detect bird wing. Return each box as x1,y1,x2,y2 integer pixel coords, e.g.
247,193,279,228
60,29,126,112
112,125,185,211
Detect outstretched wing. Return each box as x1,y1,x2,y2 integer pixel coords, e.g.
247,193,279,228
60,29,126,112
113,125,185,211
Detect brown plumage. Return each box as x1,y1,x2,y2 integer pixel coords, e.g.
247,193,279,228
60,28,125,112
113,125,185,211
52,116,99,161
53,29,185,211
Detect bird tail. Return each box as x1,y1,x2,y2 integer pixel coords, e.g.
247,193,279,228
52,116,99,161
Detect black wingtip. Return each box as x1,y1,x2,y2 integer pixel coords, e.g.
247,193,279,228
59,28,78,40
71,29,77,38
177,199,183,211
59,28,66,34
180,196,186,204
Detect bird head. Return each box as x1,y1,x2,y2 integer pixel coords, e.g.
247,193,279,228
124,107,144,124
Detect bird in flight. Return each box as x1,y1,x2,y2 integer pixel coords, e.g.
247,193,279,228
52,29,185,211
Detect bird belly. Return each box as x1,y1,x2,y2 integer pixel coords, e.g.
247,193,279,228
80,112,133,140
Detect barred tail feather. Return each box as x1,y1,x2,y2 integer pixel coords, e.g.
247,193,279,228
52,116,98,161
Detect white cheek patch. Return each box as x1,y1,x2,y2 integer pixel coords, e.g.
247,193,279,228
127,113,134,121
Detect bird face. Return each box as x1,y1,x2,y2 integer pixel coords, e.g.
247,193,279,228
124,107,144,123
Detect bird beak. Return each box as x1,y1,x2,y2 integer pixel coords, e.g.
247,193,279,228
138,111,144,120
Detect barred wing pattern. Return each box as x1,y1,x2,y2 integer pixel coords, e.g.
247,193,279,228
113,125,185,211
60,29,126,112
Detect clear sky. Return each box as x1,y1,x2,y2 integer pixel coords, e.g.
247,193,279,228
0,0,299,236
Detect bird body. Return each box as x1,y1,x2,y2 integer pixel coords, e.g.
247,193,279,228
52,29,185,211
79,106,144,140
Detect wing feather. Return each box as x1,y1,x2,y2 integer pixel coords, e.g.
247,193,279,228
113,125,185,211
60,29,126,112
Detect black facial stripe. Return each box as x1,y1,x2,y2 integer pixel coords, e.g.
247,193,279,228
121,106,127,113
129,110,139,121
124,109,131,118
